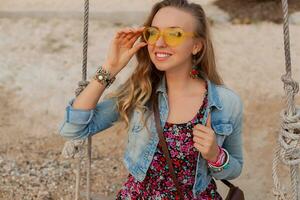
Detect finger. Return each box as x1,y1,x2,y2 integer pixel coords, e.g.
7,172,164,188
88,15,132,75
193,124,211,133
116,28,131,37
119,32,136,45
122,27,143,42
193,130,215,145
125,32,142,47
206,112,212,128
193,142,206,152
194,134,211,146
128,27,145,35
130,26,145,32
129,31,143,40
115,32,122,39
124,27,143,34
194,140,212,154
115,32,125,41
138,26,146,31
193,135,206,145
128,42,147,55
192,129,206,138
124,32,135,41
116,28,134,39
124,27,134,32
122,29,135,38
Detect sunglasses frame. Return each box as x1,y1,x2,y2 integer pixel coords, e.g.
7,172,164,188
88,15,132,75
142,26,196,47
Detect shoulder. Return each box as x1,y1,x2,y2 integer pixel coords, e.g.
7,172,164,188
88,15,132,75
216,84,242,104
215,84,244,117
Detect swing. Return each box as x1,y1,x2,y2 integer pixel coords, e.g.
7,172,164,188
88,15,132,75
272,0,300,200
61,0,102,199
60,0,300,200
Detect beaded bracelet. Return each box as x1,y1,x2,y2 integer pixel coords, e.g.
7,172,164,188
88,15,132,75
93,65,116,88
207,146,226,167
208,148,230,172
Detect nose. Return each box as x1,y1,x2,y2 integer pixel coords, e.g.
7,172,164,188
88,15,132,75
155,34,167,47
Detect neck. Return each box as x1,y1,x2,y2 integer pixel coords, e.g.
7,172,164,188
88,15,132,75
165,64,204,96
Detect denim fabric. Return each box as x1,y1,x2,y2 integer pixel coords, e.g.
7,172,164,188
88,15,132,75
59,72,244,198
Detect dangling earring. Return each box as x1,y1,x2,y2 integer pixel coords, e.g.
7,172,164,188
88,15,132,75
190,49,202,79
189,65,200,79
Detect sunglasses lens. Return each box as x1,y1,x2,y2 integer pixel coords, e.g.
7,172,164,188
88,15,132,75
143,27,185,46
165,28,184,46
143,27,159,44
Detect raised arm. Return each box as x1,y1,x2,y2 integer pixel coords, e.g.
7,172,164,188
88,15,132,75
58,26,147,140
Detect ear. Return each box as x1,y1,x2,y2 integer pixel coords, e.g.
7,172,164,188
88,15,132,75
192,39,203,55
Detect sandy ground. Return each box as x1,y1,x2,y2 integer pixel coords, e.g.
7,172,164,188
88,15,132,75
1,0,300,199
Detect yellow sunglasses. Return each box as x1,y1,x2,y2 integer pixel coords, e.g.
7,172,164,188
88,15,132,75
142,26,195,47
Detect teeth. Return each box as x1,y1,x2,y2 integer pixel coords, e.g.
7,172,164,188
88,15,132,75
156,53,172,58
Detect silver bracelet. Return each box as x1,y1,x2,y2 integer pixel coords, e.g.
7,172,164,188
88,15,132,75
93,65,116,88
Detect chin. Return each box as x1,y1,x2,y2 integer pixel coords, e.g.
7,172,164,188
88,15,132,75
153,62,174,72
151,58,176,72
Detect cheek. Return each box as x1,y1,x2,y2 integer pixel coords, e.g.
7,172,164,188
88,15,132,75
178,41,194,54
173,45,193,60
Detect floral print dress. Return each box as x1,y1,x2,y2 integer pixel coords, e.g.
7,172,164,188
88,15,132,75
116,80,222,200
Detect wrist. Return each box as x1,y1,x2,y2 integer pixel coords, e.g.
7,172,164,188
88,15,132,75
207,146,224,166
102,62,118,77
93,65,116,88
208,148,230,172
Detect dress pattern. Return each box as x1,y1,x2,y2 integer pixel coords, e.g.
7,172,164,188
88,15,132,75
116,80,222,200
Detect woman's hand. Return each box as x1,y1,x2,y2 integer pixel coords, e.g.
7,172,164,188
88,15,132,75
104,26,147,76
192,112,220,162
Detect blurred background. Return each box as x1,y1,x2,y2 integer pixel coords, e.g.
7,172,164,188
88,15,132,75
0,0,300,199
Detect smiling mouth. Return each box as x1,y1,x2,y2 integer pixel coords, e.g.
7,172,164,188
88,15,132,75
155,52,173,61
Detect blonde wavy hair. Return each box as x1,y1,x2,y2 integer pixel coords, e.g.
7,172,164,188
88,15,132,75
105,0,224,133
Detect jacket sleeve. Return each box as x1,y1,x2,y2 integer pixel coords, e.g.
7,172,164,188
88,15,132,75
209,96,244,180
58,97,119,140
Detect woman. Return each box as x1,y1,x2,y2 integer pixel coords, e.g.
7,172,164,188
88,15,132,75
59,0,244,199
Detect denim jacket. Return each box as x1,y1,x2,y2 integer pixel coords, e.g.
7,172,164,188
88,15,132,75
59,73,244,198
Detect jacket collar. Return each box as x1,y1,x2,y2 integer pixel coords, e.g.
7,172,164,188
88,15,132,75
155,72,223,110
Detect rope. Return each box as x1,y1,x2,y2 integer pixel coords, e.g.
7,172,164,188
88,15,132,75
61,0,91,199
272,0,300,200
